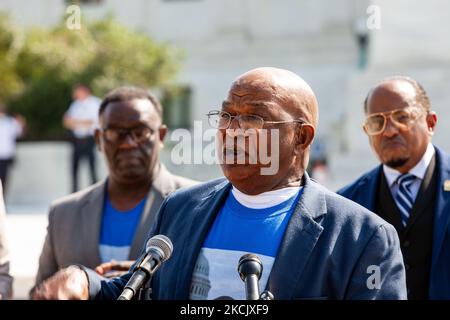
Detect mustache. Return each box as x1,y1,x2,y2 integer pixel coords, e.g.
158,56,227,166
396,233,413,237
381,136,405,145
114,149,145,160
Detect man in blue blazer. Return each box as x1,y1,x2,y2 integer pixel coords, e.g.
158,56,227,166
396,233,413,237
339,76,450,300
32,67,406,300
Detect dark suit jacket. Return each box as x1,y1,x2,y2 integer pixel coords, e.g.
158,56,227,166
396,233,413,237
338,146,450,299
35,164,198,286
85,173,407,300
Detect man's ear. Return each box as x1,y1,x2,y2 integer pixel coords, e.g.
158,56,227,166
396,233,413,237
426,111,437,135
159,124,168,144
294,124,315,154
94,129,102,151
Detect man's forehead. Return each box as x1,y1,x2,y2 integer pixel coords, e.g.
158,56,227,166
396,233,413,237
230,77,275,93
367,81,417,111
105,99,155,115
225,83,278,106
222,99,277,110
370,81,416,102
223,88,302,120
101,99,160,125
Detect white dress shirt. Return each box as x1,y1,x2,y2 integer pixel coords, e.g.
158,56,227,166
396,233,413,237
383,143,435,202
0,115,23,159
65,96,101,138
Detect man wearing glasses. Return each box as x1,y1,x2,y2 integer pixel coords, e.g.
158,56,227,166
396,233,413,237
32,68,406,300
339,76,450,300
32,87,197,291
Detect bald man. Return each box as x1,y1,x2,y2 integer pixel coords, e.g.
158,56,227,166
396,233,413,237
32,68,406,300
339,76,450,299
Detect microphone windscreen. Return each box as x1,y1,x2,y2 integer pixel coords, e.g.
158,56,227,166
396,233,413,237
146,235,173,261
238,253,263,280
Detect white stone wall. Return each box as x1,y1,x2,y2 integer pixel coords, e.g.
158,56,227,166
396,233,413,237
370,0,450,68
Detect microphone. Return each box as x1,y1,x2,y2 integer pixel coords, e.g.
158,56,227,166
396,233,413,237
237,253,263,300
117,235,173,300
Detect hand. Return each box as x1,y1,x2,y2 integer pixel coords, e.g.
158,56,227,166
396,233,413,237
94,260,134,278
31,266,89,300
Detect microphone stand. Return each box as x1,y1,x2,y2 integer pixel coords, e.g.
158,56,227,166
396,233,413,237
117,254,155,300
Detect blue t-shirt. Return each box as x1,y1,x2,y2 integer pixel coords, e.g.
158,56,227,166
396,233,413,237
99,194,146,263
189,188,303,300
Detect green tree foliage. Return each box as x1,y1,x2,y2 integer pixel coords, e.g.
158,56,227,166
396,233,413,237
1,13,181,140
0,12,24,101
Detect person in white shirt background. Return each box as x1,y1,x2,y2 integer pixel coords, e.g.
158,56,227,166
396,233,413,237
63,84,101,193
0,102,26,197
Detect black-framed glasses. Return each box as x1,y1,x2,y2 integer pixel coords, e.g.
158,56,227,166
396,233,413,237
100,125,156,143
363,106,425,136
206,110,306,130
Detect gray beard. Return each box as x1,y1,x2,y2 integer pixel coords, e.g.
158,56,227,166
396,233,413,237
385,157,409,169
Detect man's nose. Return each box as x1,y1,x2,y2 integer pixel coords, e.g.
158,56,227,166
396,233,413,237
224,117,242,138
228,116,240,130
382,117,399,137
118,133,138,148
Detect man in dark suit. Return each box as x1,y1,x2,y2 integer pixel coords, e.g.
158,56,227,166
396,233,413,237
338,76,450,300
33,87,197,289
32,68,406,300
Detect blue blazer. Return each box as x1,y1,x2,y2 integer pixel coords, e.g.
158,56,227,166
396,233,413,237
86,173,406,300
338,146,450,299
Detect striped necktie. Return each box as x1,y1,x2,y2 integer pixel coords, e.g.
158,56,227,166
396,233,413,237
395,173,417,227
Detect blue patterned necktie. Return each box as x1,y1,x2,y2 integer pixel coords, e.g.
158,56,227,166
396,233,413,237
395,173,417,227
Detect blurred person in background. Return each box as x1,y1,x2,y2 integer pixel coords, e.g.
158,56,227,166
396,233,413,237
0,102,26,197
32,86,197,293
63,84,101,193
339,76,450,299
310,159,329,186
0,180,13,299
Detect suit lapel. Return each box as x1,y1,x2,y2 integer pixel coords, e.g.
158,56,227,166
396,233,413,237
356,166,382,212
377,171,404,230
79,181,105,267
174,179,231,299
266,173,326,299
128,189,162,259
129,164,176,259
431,147,450,269
403,154,436,234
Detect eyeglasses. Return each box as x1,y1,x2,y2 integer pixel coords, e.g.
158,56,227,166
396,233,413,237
363,106,425,136
207,110,306,130
100,125,155,143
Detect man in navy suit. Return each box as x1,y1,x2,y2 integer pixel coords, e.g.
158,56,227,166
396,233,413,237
339,76,450,300
32,67,406,300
